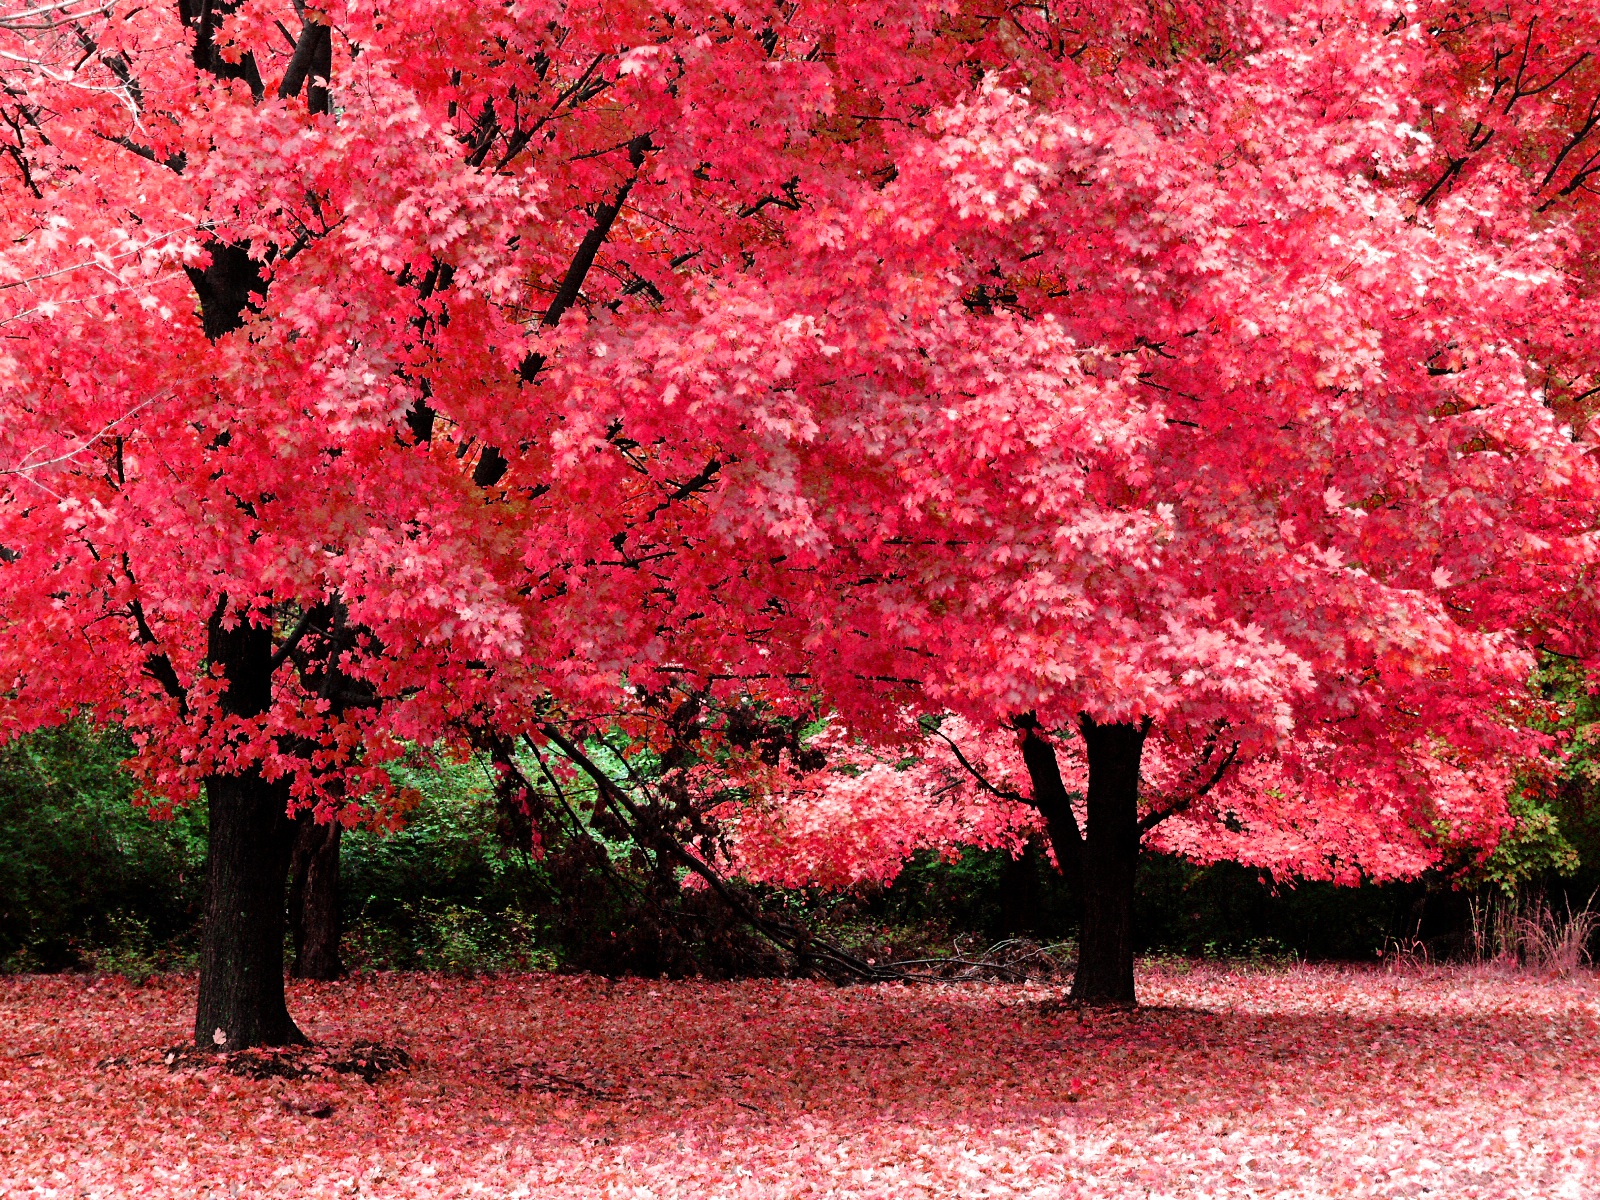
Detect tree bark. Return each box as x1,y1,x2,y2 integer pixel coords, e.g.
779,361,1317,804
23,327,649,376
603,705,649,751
193,606,307,1049
179,0,263,98
184,243,265,340
1016,715,1083,894
1070,717,1148,1006
998,838,1041,937
288,814,344,980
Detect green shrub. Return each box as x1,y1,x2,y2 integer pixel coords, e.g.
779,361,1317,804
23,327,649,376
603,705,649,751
0,724,205,972
338,756,558,971
344,902,531,975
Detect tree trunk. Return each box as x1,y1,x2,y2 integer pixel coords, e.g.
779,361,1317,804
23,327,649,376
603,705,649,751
999,838,1041,938
1071,717,1148,1006
196,769,305,1048
193,605,307,1049
288,814,344,980
1016,715,1082,894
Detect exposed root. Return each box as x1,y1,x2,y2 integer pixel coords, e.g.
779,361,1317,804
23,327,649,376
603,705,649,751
151,1039,412,1082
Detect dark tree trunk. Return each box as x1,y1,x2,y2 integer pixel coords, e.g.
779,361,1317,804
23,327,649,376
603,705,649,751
1017,716,1083,895
179,0,264,98
193,606,307,1049
288,814,344,980
999,838,1042,938
196,769,305,1048
183,243,265,339
1070,717,1149,1006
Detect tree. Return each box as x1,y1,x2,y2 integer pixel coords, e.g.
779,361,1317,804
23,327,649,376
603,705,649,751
0,0,1015,1043
4,0,1598,1040
713,713,1517,937
559,0,1600,1002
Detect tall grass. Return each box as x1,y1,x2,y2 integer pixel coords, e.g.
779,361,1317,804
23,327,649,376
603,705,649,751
1467,894,1598,975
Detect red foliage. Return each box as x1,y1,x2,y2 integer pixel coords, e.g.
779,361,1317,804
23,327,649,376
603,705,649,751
3,967,1599,1195
1,1,1599,905
715,715,1519,889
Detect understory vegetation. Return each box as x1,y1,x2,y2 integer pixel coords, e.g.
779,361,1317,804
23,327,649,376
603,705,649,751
5,714,1597,981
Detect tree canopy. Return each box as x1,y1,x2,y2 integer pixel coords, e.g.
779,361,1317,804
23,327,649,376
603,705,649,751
2,0,1599,1023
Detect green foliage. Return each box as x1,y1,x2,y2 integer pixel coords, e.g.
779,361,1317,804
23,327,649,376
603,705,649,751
1463,789,1581,897
347,902,555,975
0,726,785,979
1461,657,1600,925
12,678,1600,980
82,913,170,983
0,722,206,973
340,755,557,973
1532,659,1600,870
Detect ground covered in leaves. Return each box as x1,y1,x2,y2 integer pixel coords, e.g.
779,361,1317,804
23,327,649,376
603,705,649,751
2,964,1597,1198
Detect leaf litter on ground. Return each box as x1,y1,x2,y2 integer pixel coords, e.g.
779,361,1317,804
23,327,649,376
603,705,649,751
2,963,1598,1197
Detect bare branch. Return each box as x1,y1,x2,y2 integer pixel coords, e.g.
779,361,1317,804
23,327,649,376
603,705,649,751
927,724,1028,806
0,0,116,34
268,603,325,672
533,723,889,980
0,394,161,478
126,590,189,716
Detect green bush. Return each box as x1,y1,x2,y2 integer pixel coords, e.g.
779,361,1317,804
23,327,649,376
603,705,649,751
0,723,205,973
339,756,559,972
345,901,555,974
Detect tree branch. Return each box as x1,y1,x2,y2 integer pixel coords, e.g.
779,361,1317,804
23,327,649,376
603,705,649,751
277,19,331,113
515,132,654,386
641,457,723,523
533,723,888,980
927,723,1028,806
1138,737,1240,833
1012,712,1083,877
127,593,189,716
268,602,325,672
474,133,655,484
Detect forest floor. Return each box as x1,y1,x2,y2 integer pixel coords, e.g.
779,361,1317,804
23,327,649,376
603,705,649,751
1,962,1597,1198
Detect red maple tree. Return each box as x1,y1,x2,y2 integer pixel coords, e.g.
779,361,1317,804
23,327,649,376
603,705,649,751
0,0,930,1043
561,0,1600,1001
2,0,1598,1042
